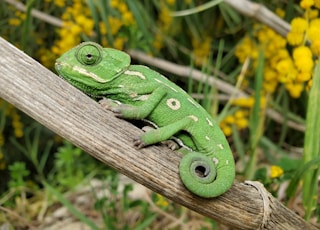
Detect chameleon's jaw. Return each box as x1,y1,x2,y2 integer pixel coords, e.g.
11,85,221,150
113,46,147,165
55,61,99,98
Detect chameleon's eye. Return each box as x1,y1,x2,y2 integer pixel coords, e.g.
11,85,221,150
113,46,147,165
76,43,102,66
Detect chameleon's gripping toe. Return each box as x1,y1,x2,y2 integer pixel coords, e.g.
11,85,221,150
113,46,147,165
179,152,234,198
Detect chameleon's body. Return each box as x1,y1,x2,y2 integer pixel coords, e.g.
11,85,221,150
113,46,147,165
55,42,235,198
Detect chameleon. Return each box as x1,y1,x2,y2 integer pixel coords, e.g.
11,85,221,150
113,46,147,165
55,41,235,198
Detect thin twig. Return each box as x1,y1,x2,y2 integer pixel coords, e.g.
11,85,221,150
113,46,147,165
224,0,291,37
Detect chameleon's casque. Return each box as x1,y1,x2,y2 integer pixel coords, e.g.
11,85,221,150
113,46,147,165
55,42,235,198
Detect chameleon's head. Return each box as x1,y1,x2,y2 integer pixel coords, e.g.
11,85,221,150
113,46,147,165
55,42,131,96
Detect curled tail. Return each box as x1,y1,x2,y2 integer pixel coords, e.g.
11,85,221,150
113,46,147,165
179,152,235,198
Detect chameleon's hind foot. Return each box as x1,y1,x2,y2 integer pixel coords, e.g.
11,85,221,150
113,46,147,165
162,140,180,150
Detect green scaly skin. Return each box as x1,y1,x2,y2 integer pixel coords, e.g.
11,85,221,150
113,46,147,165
55,42,235,198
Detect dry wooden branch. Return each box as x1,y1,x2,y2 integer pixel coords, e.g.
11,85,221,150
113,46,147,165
223,0,291,37
0,38,316,229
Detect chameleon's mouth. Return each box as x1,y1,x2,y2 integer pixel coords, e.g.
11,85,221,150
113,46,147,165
55,61,102,99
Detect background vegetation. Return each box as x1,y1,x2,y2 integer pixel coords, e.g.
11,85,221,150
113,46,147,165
0,0,319,229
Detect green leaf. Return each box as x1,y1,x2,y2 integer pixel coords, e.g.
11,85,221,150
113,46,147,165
302,58,320,220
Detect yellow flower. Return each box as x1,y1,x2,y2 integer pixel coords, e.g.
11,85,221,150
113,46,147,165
231,97,254,108
311,39,320,55
158,5,172,32
122,11,135,26
224,115,235,124
287,32,304,46
296,72,312,82
263,81,278,93
236,118,248,129
221,124,232,136
99,22,107,35
14,129,24,138
109,17,123,35
286,82,304,98
295,58,314,72
276,58,294,75
69,24,82,35
153,33,163,51
270,165,284,178
166,0,176,5
291,17,308,33
110,0,119,8
264,68,277,81
54,0,65,7
300,0,314,9
234,110,247,119
155,194,168,208
315,0,320,8
118,2,129,14
306,9,319,19
114,37,127,50
8,18,21,26
307,79,313,90
275,8,285,18
307,22,320,41
235,37,258,63
293,46,314,72
192,36,212,66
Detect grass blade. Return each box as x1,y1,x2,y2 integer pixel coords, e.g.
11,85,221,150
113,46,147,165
302,58,320,220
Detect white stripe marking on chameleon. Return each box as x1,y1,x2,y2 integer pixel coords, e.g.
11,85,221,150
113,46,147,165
217,144,224,149
73,66,109,83
205,136,210,141
135,95,149,101
187,98,199,108
154,79,178,92
166,98,181,110
206,117,213,126
212,157,219,165
124,70,146,80
188,115,198,122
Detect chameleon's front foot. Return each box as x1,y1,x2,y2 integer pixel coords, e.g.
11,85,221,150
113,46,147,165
179,152,234,198
99,98,121,114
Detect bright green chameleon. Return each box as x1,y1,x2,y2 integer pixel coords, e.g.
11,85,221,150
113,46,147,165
55,42,235,198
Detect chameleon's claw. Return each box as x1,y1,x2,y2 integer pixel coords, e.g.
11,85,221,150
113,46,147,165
133,137,146,149
99,98,125,117
112,109,124,118
162,140,180,150
99,98,119,111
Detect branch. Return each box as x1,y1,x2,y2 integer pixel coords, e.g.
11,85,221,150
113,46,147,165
224,0,291,37
0,37,316,229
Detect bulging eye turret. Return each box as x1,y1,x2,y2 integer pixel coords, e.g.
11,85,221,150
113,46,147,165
76,43,103,66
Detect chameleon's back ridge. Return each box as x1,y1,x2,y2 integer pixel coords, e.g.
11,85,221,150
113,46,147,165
55,42,235,198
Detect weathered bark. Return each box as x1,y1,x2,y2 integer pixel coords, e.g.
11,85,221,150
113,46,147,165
0,37,316,229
